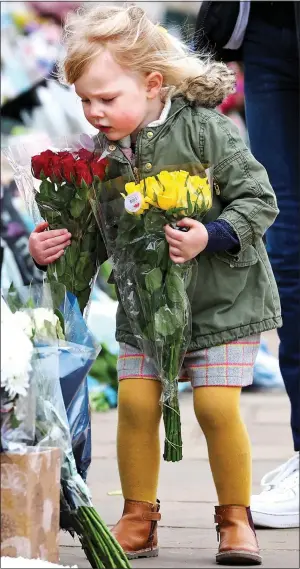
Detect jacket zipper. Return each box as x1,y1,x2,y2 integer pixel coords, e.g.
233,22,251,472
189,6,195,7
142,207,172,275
133,166,140,183
132,131,142,183
214,181,220,195
201,1,213,28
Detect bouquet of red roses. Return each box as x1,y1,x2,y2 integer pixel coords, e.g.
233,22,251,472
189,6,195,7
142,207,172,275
3,135,108,314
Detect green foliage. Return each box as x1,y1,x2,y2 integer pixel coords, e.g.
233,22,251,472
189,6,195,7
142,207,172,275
35,179,99,313
111,207,198,461
89,343,118,392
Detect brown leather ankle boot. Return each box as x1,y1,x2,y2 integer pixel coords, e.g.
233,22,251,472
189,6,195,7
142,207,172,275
111,499,161,559
214,505,262,565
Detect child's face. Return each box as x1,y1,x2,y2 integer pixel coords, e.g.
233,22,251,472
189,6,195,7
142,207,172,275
75,50,162,141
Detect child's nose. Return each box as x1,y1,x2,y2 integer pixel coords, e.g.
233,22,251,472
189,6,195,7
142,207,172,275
89,102,105,119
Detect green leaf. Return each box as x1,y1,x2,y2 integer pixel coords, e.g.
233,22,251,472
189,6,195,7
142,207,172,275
36,181,75,212
44,320,55,339
154,305,182,337
144,210,166,234
70,197,86,218
156,239,168,266
194,192,205,215
187,190,193,216
145,267,163,295
166,272,185,304
54,308,65,337
6,283,23,312
75,252,96,282
38,178,53,199
89,391,110,412
54,255,66,277
89,343,118,391
25,297,35,309
79,181,90,200
65,242,79,266
74,279,90,292
81,233,96,252
144,321,156,342
77,287,91,311
11,414,20,428
60,276,74,294
46,264,56,279
56,320,65,340
47,211,62,225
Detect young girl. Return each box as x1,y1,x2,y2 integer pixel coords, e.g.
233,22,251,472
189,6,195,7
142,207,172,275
29,5,282,565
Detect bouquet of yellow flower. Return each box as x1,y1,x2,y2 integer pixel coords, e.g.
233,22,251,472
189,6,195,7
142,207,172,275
91,167,212,461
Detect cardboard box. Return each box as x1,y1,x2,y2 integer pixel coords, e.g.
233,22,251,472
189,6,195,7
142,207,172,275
1,447,61,563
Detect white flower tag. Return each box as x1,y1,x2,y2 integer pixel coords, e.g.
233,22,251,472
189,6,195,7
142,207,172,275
125,191,142,213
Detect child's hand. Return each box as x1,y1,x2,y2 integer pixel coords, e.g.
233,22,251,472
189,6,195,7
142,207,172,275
29,221,72,265
164,218,208,263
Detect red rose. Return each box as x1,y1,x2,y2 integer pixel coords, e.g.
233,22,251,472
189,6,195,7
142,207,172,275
77,148,94,162
74,160,93,186
61,154,77,183
90,158,108,180
31,149,56,179
57,150,72,159
49,155,64,183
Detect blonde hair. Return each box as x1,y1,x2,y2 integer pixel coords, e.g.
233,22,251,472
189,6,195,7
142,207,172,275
59,4,235,107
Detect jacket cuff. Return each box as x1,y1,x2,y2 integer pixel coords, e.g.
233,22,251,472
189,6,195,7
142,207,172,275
33,258,47,272
218,210,254,252
205,220,240,253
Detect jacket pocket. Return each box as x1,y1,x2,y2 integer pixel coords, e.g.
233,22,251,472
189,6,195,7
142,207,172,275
214,245,258,267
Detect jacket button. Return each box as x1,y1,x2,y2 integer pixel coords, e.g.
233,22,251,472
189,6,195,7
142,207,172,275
145,162,152,171
109,144,116,151
147,131,154,139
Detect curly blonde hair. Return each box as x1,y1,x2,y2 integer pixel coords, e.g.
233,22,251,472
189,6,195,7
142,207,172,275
59,4,235,108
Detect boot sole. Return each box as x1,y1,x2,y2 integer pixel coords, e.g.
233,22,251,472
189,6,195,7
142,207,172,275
216,550,262,565
125,547,159,560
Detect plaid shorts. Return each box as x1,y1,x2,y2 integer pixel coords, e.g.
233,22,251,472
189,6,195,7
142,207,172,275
117,334,261,388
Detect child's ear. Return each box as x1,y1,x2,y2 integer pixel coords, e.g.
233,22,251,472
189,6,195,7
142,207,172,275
145,72,163,99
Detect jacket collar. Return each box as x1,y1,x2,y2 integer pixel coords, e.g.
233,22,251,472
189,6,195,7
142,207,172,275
118,96,172,150
104,96,189,162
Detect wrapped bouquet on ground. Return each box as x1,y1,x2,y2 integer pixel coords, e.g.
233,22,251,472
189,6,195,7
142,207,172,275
1,297,61,564
4,282,100,480
90,164,213,461
1,284,131,569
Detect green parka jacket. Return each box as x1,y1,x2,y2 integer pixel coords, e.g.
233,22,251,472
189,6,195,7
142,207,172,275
98,97,282,350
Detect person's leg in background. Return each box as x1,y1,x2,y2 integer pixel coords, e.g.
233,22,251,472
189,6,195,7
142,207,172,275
243,13,300,528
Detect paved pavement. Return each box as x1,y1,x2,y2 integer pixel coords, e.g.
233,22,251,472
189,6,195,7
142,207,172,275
60,386,299,568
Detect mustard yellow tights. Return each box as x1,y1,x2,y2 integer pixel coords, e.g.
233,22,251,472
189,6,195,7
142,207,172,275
117,379,251,506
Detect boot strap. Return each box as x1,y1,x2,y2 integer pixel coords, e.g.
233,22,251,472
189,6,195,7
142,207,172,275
142,512,161,521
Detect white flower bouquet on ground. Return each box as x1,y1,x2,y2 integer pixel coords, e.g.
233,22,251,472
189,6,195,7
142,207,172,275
1,283,131,569
1,297,34,450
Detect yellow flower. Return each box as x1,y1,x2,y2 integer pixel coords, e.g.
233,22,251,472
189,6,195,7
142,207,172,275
122,171,212,215
124,181,141,195
155,171,188,210
188,175,212,210
123,180,150,215
143,177,161,206
135,196,150,215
